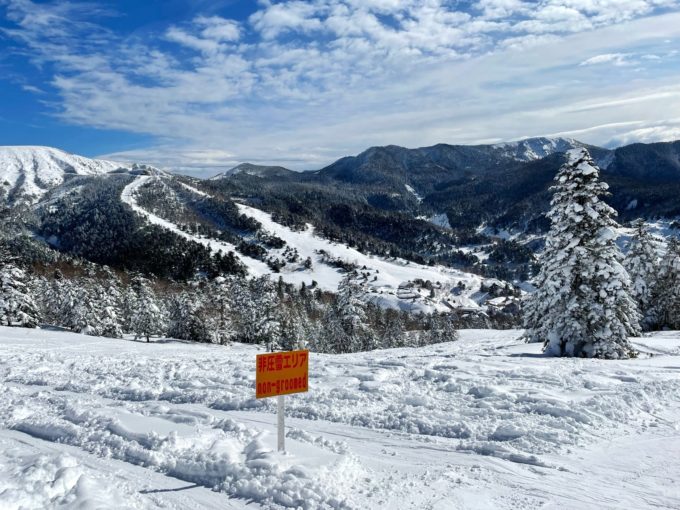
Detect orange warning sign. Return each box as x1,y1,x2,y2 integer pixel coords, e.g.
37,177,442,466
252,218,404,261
256,350,309,399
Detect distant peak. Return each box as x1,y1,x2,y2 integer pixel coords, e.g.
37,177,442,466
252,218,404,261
491,137,586,162
211,162,294,180
0,145,126,204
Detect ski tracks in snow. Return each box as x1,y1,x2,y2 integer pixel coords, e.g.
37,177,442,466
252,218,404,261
1,327,680,509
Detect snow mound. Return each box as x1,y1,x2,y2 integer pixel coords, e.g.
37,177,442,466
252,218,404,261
0,448,140,510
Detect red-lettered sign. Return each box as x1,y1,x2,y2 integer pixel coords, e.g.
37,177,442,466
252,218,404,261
256,350,309,399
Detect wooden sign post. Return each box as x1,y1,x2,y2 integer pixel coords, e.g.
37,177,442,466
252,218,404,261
256,350,309,452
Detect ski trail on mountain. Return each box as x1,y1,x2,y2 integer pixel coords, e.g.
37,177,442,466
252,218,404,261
123,175,502,313
120,175,270,276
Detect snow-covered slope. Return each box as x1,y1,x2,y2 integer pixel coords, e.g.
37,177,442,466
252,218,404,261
235,201,485,311
122,174,489,312
0,146,123,203
121,175,272,275
1,326,679,509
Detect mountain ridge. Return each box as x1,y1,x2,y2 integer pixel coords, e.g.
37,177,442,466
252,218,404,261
210,162,296,180
0,146,125,204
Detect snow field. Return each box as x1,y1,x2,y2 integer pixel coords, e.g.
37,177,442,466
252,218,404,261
1,326,680,508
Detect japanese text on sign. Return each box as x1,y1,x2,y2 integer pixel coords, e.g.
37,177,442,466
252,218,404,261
256,350,309,398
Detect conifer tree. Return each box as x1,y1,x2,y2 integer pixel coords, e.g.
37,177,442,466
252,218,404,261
120,285,137,334
231,276,282,348
130,276,165,342
0,254,40,328
208,277,234,344
39,269,66,327
524,148,640,359
624,220,662,330
324,272,376,353
380,308,406,348
426,312,459,345
651,237,680,329
67,283,99,334
167,290,211,343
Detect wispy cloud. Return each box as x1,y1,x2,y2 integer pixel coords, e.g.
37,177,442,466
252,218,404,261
2,0,680,174
580,53,632,66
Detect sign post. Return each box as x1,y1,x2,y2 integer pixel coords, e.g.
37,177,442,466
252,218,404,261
277,395,285,452
255,349,309,453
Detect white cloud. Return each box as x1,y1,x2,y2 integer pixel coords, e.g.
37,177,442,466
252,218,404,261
21,84,44,94
165,26,222,54
605,119,680,146
195,16,241,42
3,0,680,175
249,1,324,39
580,52,631,65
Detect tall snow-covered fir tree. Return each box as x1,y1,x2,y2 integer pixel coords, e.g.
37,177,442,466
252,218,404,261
0,256,40,328
426,312,459,346
38,269,66,327
524,148,640,359
130,276,165,342
230,276,283,349
379,309,407,348
208,277,234,345
322,272,376,353
167,290,211,343
624,220,662,330
652,237,680,330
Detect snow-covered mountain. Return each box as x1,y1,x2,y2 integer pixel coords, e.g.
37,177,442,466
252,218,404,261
210,163,295,180
492,137,585,161
0,146,124,204
4,140,679,317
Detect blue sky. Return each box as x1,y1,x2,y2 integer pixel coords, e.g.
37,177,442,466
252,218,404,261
2,0,680,176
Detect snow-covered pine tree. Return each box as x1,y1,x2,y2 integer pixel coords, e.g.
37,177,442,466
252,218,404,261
167,290,211,343
524,148,640,359
624,220,662,330
252,277,283,351
101,269,124,337
120,284,137,334
130,276,165,342
652,237,680,329
325,272,376,353
380,308,406,348
208,277,234,344
230,276,283,349
0,254,40,328
37,270,65,326
426,312,459,346
279,302,305,351
79,269,123,338
65,280,99,335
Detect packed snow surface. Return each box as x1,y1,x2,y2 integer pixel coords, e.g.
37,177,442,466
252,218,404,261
1,326,679,509
0,146,123,203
